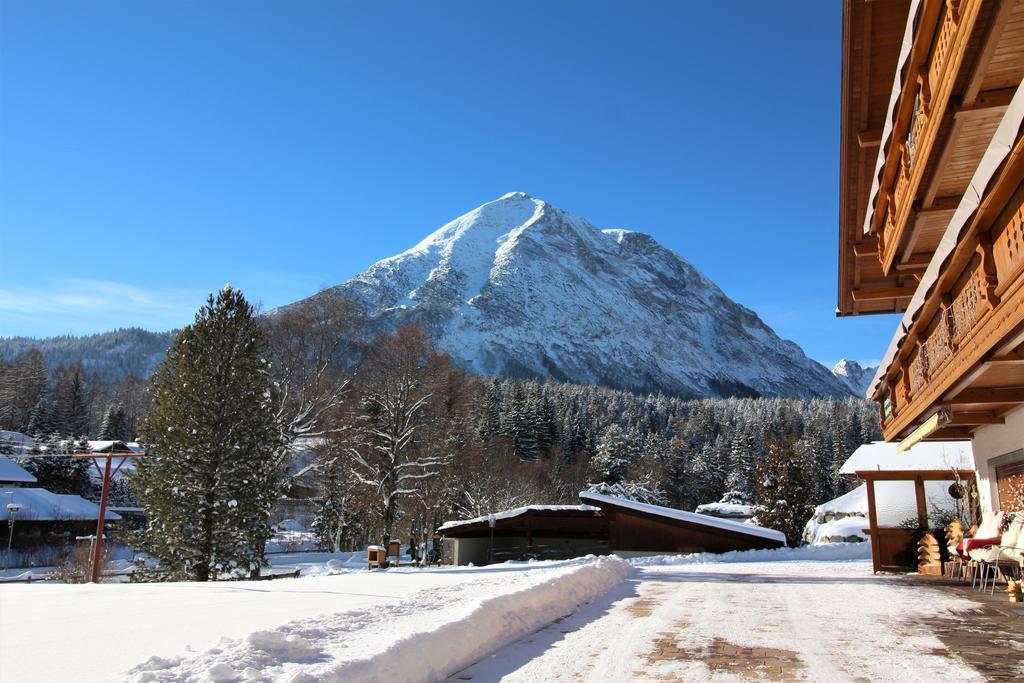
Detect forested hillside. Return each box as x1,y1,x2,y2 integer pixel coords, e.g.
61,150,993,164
0,328,174,382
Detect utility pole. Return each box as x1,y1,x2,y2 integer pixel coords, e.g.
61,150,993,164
69,443,144,583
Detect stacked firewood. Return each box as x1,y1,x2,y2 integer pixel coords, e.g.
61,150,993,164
917,532,943,576
1007,579,1022,603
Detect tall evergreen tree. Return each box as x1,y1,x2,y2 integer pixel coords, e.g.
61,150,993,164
54,364,91,437
98,404,133,441
24,396,54,438
725,427,758,503
24,434,94,498
131,286,287,581
592,423,633,484
754,436,816,548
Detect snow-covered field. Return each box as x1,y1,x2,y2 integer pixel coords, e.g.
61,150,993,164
0,554,627,683
1,545,1013,682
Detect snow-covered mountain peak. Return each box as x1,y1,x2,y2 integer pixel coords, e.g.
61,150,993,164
498,191,533,201
311,194,852,398
831,359,878,398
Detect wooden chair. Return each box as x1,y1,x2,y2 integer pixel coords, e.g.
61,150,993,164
964,511,1005,588
977,514,1023,595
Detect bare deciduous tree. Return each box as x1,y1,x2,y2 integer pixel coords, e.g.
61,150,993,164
347,324,450,545
263,290,363,442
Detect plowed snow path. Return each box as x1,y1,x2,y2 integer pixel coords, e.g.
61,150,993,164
451,560,987,682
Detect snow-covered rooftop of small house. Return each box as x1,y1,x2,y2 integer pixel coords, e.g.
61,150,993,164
839,441,973,475
813,484,868,517
86,440,142,453
0,456,37,484
1,430,34,456
438,505,600,532
0,487,121,521
694,502,754,518
578,491,787,544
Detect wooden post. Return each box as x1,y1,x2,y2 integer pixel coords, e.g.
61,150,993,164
914,475,929,530
90,455,113,583
865,479,880,574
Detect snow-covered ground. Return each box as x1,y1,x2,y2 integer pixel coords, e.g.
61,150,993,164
2,545,1014,682
453,553,988,682
0,555,626,683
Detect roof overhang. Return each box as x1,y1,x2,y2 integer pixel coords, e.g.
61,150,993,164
838,0,915,316
578,491,786,546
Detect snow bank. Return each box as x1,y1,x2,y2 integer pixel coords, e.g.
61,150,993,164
318,556,630,683
265,530,319,553
694,501,754,519
803,484,869,545
628,542,871,567
268,550,371,576
812,517,869,543
128,556,630,683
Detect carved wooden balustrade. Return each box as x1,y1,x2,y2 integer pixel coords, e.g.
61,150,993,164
878,179,1024,438
877,0,974,274
905,267,985,399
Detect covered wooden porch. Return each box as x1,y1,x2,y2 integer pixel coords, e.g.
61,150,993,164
841,440,976,573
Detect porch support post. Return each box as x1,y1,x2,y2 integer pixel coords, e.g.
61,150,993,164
865,478,880,574
914,475,929,529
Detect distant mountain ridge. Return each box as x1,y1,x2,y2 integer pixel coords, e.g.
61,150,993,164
5,194,860,399
292,192,852,398
0,328,175,382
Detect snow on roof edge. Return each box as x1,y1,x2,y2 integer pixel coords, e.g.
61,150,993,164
438,505,600,532
0,456,37,483
578,491,786,544
839,440,974,475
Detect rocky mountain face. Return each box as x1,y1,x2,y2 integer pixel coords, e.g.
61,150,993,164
7,194,859,399
312,192,852,398
830,359,879,398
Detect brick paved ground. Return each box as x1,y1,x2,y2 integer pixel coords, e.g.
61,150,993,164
904,574,1024,682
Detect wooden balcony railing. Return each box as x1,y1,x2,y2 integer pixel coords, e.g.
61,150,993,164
878,179,1024,438
875,0,978,275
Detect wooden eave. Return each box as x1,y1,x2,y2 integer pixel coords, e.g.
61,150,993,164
853,468,974,480
839,0,914,316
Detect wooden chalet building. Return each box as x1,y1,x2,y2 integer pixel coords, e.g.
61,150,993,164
839,0,1024,514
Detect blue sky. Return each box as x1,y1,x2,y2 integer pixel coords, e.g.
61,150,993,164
0,0,898,368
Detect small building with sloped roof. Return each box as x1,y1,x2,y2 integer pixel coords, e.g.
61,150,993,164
0,455,37,486
437,493,785,566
